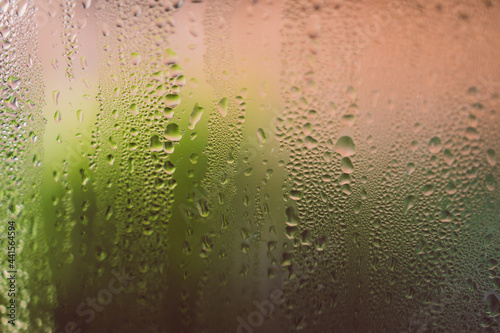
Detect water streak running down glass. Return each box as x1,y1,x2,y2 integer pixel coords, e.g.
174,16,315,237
0,0,499,332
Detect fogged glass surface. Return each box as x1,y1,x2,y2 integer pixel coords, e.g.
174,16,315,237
1,0,500,332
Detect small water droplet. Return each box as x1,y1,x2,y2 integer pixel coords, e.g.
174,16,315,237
54,110,61,123
422,184,435,196
101,23,110,36
131,52,142,66
306,14,321,38
129,103,139,116
445,180,457,195
257,128,266,147
487,149,496,166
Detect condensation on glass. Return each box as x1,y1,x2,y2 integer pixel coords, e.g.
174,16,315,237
0,0,499,332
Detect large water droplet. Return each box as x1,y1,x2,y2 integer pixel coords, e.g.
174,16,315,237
188,103,204,130
335,136,356,157
163,48,178,65
340,157,354,173
428,136,442,154
217,97,228,117
129,103,139,116
164,123,182,141
150,135,163,152
403,195,415,214
165,94,181,108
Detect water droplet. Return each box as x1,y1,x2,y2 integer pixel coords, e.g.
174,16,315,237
487,149,496,166
257,128,266,147
163,48,178,65
163,107,174,119
80,56,88,70
290,190,302,200
101,23,110,37
170,64,183,77
52,90,60,105
150,134,163,152
16,0,28,17
197,198,210,217
108,136,117,149
428,136,442,154
445,180,457,195
465,127,479,141
443,149,454,166
306,14,321,38
305,135,318,149
106,154,114,165
338,173,351,185
217,97,228,117
5,96,18,110
129,103,139,116
164,161,175,174
439,210,453,222
486,174,496,191
7,76,20,90
406,162,416,175
403,195,415,214
485,293,500,317
77,109,83,123
487,259,498,270
132,5,142,16
189,153,198,164
82,0,91,9
285,207,299,226
0,0,10,13
340,157,354,174
341,184,352,195
335,136,356,157
341,114,356,127
422,184,435,196
131,52,142,66
54,110,61,123
188,103,204,130
165,94,181,108
346,86,357,102
164,123,182,141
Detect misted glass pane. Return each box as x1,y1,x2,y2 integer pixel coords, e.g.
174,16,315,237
1,0,499,332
